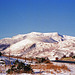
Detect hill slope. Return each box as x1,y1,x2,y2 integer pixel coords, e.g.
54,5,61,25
0,32,75,60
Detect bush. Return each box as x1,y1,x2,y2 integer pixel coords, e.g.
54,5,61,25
72,56,75,58
11,65,15,70
0,52,2,56
45,60,51,63
17,62,25,70
6,60,33,74
24,64,33,73
36,57,50,63
13,60,19,65
6,69,13,74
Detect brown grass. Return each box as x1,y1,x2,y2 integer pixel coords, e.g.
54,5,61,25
50,71,54,74
60,57,75,61
2,54,70,74
2,54,37,61
31,63,70,73
2,54,52,64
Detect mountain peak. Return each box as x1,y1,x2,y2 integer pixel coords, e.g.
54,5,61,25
30,32,42,34
0,32,75,60
29,32,59,36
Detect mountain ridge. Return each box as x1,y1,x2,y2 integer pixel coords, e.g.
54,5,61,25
0,32,75,60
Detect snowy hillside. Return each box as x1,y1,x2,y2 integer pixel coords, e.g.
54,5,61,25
0,32,75,60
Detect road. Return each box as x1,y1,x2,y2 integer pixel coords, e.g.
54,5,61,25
51,60,75,64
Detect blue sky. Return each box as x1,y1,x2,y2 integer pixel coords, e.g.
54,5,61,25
0,0,75,39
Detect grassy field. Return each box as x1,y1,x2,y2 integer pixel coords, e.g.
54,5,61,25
31,63,70,74
60,57,75,61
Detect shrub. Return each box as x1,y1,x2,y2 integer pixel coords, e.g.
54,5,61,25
6,60,33,74
17,62,25,70
36,57,50,63
24,64,33,73
0,52,2,56
72,56,75,58
62,55,66,58
11,65,15,70
13,60,19,65
6,69,13,74
36,57,44,63
69,52,74,57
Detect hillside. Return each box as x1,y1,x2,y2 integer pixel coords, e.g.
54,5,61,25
0,32,75,60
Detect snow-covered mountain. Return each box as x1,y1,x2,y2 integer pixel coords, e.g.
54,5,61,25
0,32,75,60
